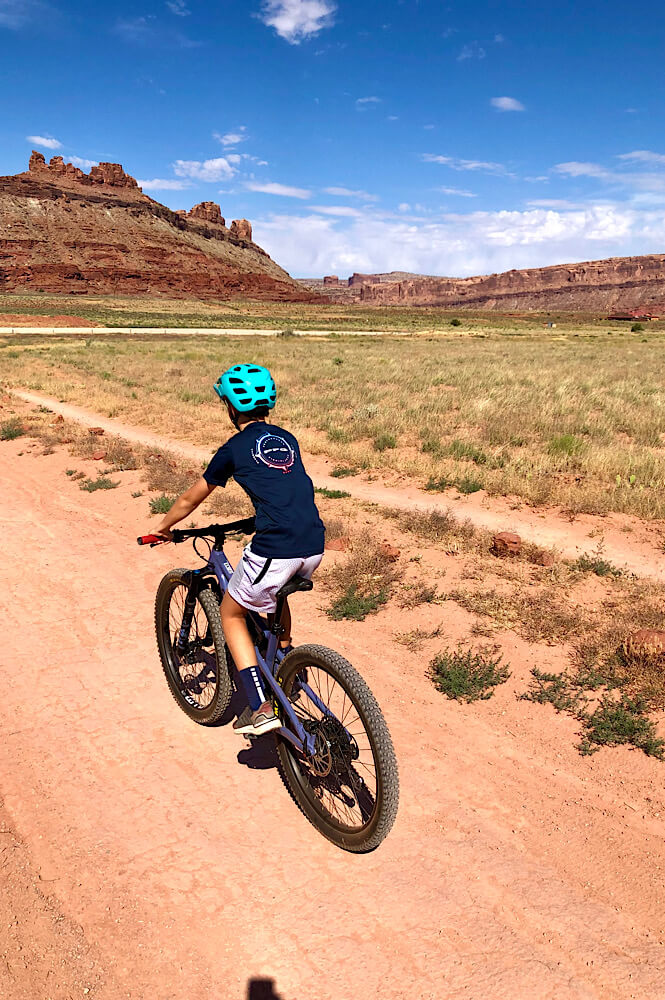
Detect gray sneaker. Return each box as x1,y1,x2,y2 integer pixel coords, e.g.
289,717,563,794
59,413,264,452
233,702,281,736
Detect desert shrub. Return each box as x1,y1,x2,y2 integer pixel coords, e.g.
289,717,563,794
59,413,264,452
331,465,357,478
399,582,441,608
324,533,399,621
631,323,644,333
429,646,510,702
142,454,195,495
328,587,388,621
573,552,623,578
578,696,664,758
373,432,397,452
1,417,25,440
450,318,462,327
149,494,175,514
456,475,483,494
447,439,488,465
79,476,120,492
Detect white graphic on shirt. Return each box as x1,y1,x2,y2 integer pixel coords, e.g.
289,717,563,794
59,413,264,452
252,433,295,474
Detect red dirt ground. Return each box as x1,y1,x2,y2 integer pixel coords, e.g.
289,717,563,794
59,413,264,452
1,427,665,998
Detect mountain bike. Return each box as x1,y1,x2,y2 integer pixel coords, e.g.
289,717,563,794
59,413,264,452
138,517,399,852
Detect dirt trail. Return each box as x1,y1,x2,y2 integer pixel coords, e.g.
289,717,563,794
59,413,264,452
12,389,665,581
1,438,665,998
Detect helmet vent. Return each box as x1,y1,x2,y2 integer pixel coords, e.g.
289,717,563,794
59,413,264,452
247,367,261,373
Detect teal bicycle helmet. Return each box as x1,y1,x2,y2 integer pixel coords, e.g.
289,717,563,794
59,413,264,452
214,363,276,412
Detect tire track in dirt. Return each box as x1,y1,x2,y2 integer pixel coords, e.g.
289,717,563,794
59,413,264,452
1,438,665,998
11,388,665,581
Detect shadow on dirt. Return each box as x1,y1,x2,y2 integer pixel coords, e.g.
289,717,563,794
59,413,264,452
237,736,280,770
247,977,284,999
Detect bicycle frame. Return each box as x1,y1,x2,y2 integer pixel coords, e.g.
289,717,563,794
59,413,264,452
184,545,326,756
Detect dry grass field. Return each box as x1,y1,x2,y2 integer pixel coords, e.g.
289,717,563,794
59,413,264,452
3,318,665,519
2,290,664,334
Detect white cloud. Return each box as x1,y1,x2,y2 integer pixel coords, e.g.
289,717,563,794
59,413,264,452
214,127,248,148
491,96,525,112
457,42,485,61
26,134,62,150
114,15,199,48
166,0,190,14
138,178,191,190
324,186,378,201
311,205,363,217
69,156,98,169
245,180,311,198
398,203,410,212
356,96,381,110
553,161,612,179
527,199,587,209
387,115,399,121
174,157,236,181
0,0,45,29
494,33,505,43
617,150,665,165
258,0,336,44
253,203,661,279
423,153,509,176
437,187,477,198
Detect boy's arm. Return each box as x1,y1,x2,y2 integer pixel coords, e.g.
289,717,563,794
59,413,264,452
154,477,215,539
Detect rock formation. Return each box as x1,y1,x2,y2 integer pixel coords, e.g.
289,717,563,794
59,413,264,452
230,219,252,241
356,259,665,312
0,154,316,301
188,201,225,225
323,275,339,285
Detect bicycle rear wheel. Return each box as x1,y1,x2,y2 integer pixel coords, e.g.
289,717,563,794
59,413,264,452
276,643,399,852
154,569,232,725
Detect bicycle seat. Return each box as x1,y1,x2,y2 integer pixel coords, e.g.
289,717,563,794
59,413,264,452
276,574,314,599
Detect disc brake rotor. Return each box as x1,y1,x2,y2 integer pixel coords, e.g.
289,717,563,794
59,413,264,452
304,716,359,777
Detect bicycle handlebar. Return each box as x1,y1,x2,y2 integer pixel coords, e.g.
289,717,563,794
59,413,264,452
137,516,256,548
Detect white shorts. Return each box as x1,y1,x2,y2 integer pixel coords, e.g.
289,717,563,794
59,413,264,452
227,545,324,614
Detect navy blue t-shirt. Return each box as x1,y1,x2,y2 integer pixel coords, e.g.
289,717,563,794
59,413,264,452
203,422,325,558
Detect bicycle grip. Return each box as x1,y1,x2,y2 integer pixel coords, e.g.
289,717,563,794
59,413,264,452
137,534,165,546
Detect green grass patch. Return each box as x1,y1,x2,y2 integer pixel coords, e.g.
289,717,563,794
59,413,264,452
447,439,488,465
548,433,584,457
373,432,397,452
149,494,175,514
327,585,388,621
429,646,510,702
315,486,351,499
79,476,120,492
330,465,358,478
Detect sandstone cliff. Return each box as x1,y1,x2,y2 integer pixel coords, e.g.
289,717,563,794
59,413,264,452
356,259,665,312
0,153,313,301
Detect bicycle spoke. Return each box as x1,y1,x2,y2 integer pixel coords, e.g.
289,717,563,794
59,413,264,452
283,662,380,833
167,585,219,710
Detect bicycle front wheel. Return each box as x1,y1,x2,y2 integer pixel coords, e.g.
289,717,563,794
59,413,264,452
276,644,399,852
154,569,232,725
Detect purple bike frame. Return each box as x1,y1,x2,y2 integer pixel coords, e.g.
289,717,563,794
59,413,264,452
209,549,332,756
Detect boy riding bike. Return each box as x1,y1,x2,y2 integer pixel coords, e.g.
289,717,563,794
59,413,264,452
151,363,325,737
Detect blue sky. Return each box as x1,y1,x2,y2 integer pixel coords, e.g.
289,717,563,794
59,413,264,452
2,0,665,277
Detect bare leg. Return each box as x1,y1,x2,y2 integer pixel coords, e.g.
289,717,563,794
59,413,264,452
221,590,257,671
279,597,292,649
